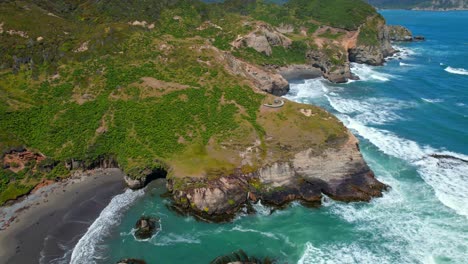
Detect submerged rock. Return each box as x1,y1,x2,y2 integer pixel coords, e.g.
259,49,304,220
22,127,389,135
414,35,425,41
117,259,146,264
210,249,275,264
134,216,160,240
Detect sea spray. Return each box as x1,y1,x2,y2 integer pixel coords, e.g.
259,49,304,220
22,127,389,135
70,189,144,264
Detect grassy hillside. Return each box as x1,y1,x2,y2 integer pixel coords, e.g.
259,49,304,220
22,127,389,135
0,0,376,203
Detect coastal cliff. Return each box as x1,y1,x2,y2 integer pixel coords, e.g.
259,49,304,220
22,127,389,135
0,0,396,216
168,132,386,221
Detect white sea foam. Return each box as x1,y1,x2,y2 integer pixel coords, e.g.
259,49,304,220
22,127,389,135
392,45,417,60
445,66,468,75
399,62,416,67
349,118,468,219
325,96,414,125
70,189,144,264
350,63,394,82
421,98,444,103
298,242,388,264
153,233,201,246
289,78,468,218
324,182,468,264
286,79,328,101
231,225,279,239
252,200,272,216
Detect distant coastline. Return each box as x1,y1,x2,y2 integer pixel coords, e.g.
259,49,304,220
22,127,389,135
376,8,468,11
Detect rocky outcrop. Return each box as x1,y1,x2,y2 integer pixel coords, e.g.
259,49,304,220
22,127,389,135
277,64,322,81
124,166,167,190
168,133,387,222
386,25,426,42
117,259,147,264
306,49,355,83
210,249,274,264
223,53,290,96
134,216,160,240
231,23,292,56
349,16,396,66
387,25,413,42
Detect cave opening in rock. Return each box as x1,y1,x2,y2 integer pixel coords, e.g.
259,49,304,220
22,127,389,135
144,168,168,186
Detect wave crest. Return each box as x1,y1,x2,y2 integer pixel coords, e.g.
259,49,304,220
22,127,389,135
70,189,144,264
445,66,468,75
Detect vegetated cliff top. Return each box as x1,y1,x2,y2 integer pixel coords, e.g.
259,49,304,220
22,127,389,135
0,0,379,203
367,0,468,10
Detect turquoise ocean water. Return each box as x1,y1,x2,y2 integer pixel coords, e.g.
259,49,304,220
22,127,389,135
69,11,468,264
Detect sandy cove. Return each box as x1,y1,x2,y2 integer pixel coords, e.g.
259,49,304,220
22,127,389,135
0,168,125,264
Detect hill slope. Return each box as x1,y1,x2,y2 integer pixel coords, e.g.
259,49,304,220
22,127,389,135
0,0,388,218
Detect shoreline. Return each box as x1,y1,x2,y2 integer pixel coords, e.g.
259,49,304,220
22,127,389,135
0,168,126,264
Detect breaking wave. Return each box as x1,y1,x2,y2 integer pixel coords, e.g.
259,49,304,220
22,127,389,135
286,78,328,101
445,66,468,75
298,242,388,264
325,96,415,125
70,189,144,264
344,117,468,218
392,45,417,60
421,98,444,103
350,63,394,82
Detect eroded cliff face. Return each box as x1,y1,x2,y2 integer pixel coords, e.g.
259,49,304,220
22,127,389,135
349,16,396,66
223,52,290,96
231,22,292,56
168,132,386,222
306,49,354,83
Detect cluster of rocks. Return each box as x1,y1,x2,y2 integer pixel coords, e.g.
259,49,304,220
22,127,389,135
387,25,425,42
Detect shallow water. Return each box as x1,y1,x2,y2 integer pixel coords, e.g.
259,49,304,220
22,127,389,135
71,11,468,264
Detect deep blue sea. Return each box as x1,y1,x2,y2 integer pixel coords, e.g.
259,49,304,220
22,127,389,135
69,11,468,264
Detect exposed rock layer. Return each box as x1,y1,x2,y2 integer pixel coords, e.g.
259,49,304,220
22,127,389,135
223,53,290,96
349,17,396,66
168,133,387,222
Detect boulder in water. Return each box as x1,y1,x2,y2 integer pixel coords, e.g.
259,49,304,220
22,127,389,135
134,216,160,240
117,258,146,264
210,249,275,264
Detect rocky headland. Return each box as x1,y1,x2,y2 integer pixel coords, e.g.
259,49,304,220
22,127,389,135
168,132,386,221
0,0,426,223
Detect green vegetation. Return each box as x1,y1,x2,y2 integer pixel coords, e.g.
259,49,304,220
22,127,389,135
233,41,308,66
0,0,376,203
357,16,382,46
220,0,375,30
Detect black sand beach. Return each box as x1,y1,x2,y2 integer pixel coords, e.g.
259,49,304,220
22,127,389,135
0,169,125,264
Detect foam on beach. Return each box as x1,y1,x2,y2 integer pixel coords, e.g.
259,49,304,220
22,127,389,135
70,189,144,264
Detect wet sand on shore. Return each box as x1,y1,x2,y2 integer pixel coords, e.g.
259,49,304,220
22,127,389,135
0,168,126,264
